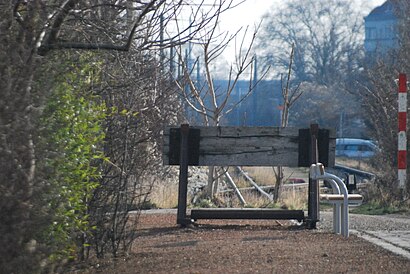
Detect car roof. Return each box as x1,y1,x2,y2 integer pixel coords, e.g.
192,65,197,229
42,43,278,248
336,138,376,145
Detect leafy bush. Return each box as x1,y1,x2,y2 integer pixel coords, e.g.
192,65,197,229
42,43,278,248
350,201,404,215
41,56,106,261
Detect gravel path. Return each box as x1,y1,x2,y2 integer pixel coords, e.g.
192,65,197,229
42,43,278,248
67,210,410,273
318,211,410,231
141,209,410,231
141,209,410,258
318,211,410,259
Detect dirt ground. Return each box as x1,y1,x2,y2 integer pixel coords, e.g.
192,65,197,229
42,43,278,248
66,213,410,274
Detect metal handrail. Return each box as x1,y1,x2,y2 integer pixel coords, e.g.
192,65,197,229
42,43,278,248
310,163,350,237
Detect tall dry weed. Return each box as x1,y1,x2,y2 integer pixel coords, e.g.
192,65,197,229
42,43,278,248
335,158,375,172
242,167,276,186
280,186,308,210
149,182,179,209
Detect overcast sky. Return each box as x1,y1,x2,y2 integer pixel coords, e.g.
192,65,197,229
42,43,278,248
217,0,387,62
219,0,386,33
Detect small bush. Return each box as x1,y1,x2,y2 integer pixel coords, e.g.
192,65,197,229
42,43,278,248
196,199,217,208
354,175,410,215
350,201,404,215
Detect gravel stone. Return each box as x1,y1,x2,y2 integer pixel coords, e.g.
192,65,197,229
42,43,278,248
318,211,410,231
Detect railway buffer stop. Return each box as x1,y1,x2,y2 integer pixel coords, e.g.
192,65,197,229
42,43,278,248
163,124,358,234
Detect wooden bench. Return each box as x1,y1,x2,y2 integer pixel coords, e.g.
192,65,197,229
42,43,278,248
163,124,336,227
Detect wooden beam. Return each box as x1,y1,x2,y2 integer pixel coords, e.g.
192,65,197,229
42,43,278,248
163,126,335,167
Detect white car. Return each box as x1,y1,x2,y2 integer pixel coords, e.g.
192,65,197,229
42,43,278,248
336,138,378,158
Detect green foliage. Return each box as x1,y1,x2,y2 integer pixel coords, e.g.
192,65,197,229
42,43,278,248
41,55,106,260
350,201,407,215
195,199,217,208
265,203,285,209
319,202,334,211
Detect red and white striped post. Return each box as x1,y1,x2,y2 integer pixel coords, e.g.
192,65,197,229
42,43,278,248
398,73,407,189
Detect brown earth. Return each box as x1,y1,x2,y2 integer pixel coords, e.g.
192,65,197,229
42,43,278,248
66,213,410,274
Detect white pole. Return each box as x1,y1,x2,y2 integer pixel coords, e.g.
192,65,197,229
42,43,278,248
398,73,407,189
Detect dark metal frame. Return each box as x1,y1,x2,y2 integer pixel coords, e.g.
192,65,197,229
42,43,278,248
174,124,325,227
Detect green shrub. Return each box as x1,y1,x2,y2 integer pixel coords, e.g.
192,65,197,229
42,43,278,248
41,55,106,261
350,201,405,215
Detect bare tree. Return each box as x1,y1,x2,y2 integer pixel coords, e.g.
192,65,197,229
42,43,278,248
272,44,304,203
0,0,229,271
255,0,372,140
279,45,304,128
85,49,183,258
173,0,268,197
356,0,410,198
256,0,365,85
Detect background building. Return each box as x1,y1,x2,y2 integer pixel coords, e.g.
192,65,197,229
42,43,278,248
364,0,398,60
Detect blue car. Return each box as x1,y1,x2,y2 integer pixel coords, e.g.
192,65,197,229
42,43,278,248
336,138,378,158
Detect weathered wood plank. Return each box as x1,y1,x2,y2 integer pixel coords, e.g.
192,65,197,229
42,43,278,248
163,126,335,167
198,151,298,166
164,126,300,137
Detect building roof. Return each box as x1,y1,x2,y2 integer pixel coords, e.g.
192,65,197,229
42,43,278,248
365,0,397,21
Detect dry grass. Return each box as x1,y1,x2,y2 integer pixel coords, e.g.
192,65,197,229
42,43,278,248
242,167,276,186
335,157,375,172
149,167,308,210
224,192,274,208
280,186,308,210
231,176,250,189
149,182,179,209
233,167,308,209
222,187,308,210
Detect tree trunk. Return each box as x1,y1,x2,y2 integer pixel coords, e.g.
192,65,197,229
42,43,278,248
273,166,283,203
206,166,215,197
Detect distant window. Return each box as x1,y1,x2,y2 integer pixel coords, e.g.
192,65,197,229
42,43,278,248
366,27,376,39
345,145,359,151
359,145,373,152
385,26,391,38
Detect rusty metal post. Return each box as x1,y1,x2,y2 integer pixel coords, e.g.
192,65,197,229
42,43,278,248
177,124,191,226
307,124,320,229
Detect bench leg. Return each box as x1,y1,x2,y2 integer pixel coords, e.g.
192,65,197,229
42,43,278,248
341,202,349,237
333,204,341,234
